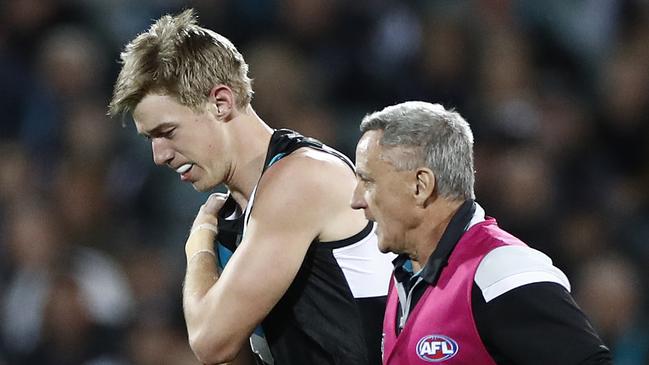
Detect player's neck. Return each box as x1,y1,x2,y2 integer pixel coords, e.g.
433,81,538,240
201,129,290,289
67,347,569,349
224,106,273,204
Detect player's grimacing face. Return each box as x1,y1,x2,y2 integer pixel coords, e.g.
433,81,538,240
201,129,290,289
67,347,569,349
132,93,228,192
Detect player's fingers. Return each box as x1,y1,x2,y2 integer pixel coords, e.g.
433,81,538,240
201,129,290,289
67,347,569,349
191,193,228,230
201,192,229,215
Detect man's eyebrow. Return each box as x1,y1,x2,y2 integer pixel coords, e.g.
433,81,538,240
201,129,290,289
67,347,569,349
356,170,370,180
139,122,176,137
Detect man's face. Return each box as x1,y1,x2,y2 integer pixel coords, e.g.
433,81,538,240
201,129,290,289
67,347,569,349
351,130,416,254
133,93,229,192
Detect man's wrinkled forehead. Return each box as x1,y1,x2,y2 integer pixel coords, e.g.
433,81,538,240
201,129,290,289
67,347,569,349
357,130,394,179
356,130,383,159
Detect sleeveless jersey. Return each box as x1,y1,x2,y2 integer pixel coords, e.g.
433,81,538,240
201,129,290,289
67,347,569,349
216,129,394,364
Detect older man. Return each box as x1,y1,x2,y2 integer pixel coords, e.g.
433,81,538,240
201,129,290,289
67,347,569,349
351,101,611,364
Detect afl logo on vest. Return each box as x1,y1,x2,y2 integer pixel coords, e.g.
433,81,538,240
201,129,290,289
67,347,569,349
416,335,459,362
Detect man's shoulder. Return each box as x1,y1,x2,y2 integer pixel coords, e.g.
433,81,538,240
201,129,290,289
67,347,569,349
474,245,571,302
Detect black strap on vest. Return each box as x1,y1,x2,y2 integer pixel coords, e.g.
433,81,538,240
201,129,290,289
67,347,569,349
263,129,354,171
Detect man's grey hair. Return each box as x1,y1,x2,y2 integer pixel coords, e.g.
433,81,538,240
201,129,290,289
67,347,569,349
360,101,475,200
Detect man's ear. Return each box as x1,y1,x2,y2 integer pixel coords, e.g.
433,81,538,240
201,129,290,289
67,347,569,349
208,85,235,120
414,168,435,206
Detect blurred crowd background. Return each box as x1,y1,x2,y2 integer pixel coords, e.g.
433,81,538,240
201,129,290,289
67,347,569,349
1,0,648,364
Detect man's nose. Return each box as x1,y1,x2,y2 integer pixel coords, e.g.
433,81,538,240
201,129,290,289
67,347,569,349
152,138,173,166
350,182,367,210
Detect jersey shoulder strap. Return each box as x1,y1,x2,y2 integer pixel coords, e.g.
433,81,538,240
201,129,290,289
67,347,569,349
263,129,354,171
218,129,354,252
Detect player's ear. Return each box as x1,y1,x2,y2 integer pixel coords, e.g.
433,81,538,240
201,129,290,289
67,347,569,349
208,85,235,120
414,168,435,207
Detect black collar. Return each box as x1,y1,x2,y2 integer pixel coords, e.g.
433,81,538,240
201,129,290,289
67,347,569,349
393,199,476,286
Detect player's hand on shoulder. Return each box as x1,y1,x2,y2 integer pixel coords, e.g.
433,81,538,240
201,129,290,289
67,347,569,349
191,192,229,231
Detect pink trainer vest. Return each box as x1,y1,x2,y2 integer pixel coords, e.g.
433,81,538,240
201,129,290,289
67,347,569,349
382,218,525,364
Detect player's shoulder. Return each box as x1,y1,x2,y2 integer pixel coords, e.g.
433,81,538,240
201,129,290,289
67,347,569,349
288,146,353,172
474,245,571,302
253,148,349,210
263,147,353,186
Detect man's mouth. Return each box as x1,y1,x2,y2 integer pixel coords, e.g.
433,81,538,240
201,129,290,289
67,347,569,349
176,163,194,181
176,163,193,174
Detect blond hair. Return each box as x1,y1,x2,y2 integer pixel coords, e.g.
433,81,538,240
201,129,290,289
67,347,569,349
108,9,253,117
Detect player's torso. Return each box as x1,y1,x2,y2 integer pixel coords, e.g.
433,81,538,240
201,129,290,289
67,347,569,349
217,129,393,364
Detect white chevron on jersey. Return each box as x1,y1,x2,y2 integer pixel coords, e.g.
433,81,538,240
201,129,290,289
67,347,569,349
332,224,396,298
475,245,571,303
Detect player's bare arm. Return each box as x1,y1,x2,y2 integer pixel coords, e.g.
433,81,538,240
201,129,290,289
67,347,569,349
182,154,355,364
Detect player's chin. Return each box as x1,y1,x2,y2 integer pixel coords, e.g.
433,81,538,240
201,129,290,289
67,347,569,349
191,179,216,192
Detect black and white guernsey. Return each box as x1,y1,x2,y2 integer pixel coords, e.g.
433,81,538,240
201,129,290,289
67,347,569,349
216,129,394,365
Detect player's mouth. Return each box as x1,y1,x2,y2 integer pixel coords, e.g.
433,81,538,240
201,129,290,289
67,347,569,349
176,163,194,181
